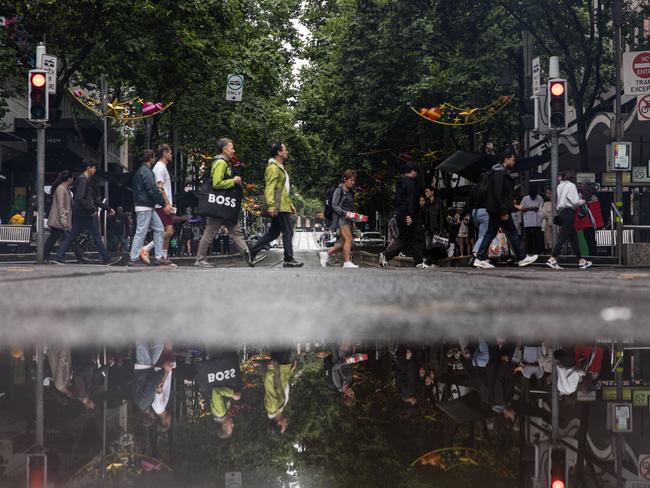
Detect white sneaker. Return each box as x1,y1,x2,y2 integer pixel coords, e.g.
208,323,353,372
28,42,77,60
473,259,495,269
343,261,359,269
447,244,455,258
319,251,329,268
379,253,388,268
546,259,563,270
579,260,593,270
517,254,539,267
416,262,430,268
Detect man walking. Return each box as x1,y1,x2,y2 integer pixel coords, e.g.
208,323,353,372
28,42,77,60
51,161,121,265
248,142,303,268
195,138,251,267
379,162,427,268
140,144,175,264
129,150,173,266
473,150,538,269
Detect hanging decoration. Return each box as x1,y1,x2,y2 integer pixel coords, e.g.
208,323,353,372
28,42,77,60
411,95,512,126
411,447,514,478
69,88,174,121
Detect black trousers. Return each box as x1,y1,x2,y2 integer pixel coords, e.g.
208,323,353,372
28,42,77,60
384,215,423,265
552,208,581,260
476,213,525,261
524,227,543,255
44,227,85,261
249,212,294,261
57,214,110,261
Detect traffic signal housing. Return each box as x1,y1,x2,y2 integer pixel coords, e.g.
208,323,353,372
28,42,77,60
26,453,47,488
548,446,567,488
547,78,567,130
28,69,49,122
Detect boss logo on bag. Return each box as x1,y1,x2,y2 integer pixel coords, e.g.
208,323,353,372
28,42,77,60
208,194,238,208
207,368,237,383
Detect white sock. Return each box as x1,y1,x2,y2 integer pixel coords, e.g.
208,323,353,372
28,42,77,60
162,250,168,259
143,241,155,252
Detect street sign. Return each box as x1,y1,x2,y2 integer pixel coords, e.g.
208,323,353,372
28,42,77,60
532,57,541,96
632,167,650,184
623,51,650,95
225,471,242,488
576,172,596,184
607,403,633,432
607,141,632,171
639,454,650,481
226,74,244,101
638,94,650,121
41,54,57,94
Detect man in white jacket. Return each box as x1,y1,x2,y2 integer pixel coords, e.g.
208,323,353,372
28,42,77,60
547,170,592,270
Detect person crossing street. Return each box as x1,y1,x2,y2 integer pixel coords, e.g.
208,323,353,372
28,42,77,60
194,138,252,267
248,142,303,268
472,150,538,269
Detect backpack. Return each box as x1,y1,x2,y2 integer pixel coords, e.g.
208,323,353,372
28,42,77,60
324,187,337,221
468,170,493,209
323,355,339,392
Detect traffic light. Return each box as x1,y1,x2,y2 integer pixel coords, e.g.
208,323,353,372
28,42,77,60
548,446,567,488
26,453,47,488
547,78,567,130
28,69,49,122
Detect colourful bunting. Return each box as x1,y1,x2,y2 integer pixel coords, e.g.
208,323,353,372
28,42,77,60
69,88,173,121
412,95,512,126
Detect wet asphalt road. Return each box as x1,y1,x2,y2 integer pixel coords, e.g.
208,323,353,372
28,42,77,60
0,235,648,345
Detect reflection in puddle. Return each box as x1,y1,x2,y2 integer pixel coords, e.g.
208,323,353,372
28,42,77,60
0,340,648,487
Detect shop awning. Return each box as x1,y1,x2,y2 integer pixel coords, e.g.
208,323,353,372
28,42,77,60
437,150,550,182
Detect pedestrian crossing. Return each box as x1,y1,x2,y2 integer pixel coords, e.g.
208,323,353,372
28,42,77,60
293,231,321,250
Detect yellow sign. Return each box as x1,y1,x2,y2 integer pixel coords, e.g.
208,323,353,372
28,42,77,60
602,387,650,406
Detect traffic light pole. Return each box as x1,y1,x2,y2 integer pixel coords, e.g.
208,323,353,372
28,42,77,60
614,0,624,265
36,123,46,264
550,131,559,248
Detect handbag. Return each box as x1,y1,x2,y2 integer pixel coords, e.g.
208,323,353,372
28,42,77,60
196,180,243,224
195,352,242,394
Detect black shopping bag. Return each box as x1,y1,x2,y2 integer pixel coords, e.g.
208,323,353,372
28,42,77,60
196,181,243,223
195,351,242,393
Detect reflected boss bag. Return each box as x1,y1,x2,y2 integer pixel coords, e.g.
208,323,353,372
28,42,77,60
195,351,242,393
196,180,243,224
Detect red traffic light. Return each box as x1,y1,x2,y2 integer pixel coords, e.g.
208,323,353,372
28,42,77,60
551,481,565,488
550,82,565,97
31,72,46,88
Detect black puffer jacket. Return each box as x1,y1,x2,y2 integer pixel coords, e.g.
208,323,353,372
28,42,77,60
485,163,515,216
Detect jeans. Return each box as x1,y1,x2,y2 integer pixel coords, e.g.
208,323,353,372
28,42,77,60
552,208,582,260
136,343,165,367
476,212,525,261
44,227,85,261
249,212,294,261
130,209,164,261
196,217,247,260
57,214,110,261
384,215,423,265
471,208,489,254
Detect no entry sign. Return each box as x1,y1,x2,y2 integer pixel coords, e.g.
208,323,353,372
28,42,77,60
624,51,650,95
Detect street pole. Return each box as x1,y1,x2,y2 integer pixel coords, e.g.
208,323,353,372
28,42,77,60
614,0,624,264
100,76,109,243
101,345,108,486
36,123,45,264
615,339,624,488
550,131,559,247
551,338,559,444
35,345,44,449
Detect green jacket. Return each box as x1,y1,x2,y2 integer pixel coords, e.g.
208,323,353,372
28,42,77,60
264,364,294,419
264,159,292,213
211,158,235,190
210,386,236,421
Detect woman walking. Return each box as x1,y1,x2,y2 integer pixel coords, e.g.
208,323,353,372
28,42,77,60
319,170,358,269
547,171,592,270
44,170,86,263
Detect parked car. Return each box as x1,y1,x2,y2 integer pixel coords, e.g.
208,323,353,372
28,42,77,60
354,231,385,247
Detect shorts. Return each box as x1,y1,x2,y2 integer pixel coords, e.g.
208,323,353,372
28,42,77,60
155,208,174,227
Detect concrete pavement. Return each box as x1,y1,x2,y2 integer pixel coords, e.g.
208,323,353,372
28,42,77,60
1,243,649,344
